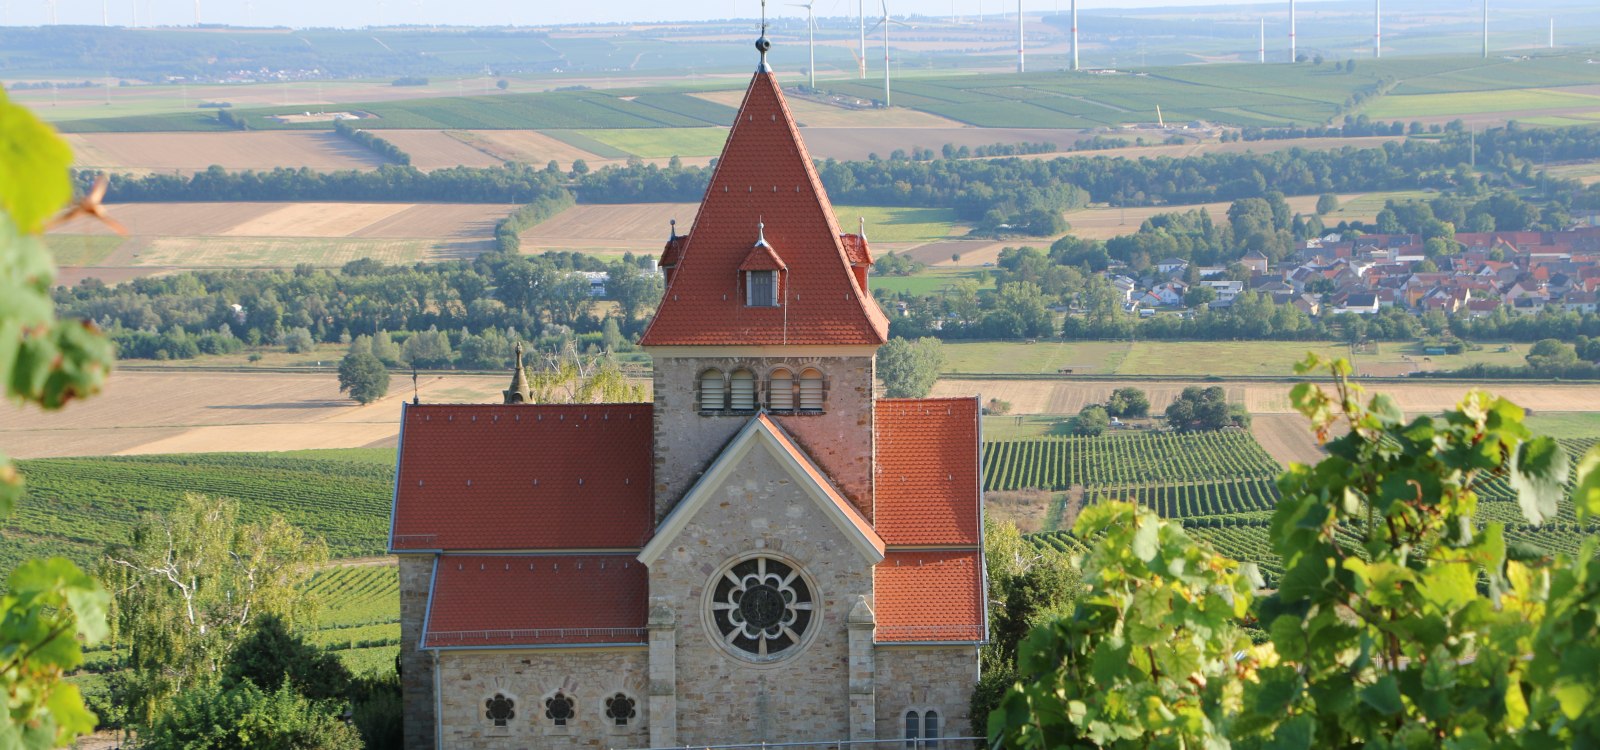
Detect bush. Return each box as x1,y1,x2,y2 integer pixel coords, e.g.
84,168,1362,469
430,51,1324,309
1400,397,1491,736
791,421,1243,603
223,614,351,702
1074,404,1109,436
141,682,361,750
350,672,404,750
282,326,315,354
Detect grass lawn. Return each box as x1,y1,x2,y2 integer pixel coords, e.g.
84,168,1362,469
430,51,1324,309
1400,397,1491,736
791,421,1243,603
43,234,125,265
1322,190,1434,224
1362,88,1600,120
982,414,1068,439
837,205,966,244
1524,413,1600,439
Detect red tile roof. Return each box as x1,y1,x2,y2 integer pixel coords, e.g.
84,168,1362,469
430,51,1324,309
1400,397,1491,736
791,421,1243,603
874,398,981,546
739,242,788,272
839,234,872,267
660,234,689,270
423,554,648,648
639,71,889,347
390,403,653,551
875,550,984,643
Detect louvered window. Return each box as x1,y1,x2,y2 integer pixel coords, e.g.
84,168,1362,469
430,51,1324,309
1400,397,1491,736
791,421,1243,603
730,369,756,410
798,368,824,411
700,369,725,411
747,270,777,306
769,369,794,410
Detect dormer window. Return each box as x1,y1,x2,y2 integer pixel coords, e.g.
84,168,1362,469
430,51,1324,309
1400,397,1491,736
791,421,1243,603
747,270,778,306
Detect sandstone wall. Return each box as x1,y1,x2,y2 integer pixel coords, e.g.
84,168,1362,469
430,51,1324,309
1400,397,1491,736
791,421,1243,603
435,648,650,749
398,554,436,750
650,354,875,522
648,442,874,744
873,645,981,742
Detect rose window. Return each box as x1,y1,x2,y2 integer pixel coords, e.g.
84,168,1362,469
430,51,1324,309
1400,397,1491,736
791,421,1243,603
709,557,814,659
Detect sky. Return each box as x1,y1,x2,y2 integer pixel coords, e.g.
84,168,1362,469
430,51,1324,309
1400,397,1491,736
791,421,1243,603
11,0,1363,30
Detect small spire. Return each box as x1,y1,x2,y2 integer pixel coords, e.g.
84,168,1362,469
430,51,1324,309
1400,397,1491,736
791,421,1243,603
669,218,677,240
755,220,770,247
859,216,866,241
503,341,531,404
756,0,773,72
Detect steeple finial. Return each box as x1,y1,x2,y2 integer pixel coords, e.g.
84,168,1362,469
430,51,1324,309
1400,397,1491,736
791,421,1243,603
503,341,531,404
756,220,768,247
756,0,773,72
669,218,677,240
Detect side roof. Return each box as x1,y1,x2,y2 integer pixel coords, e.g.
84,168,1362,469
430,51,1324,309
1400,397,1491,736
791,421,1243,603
874,397,982,546
640,69,889,347
422,553,648,649
390,403,653,552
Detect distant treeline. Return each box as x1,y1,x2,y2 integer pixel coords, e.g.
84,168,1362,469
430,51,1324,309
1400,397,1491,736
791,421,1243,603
333,120,411,166
494,190,576,253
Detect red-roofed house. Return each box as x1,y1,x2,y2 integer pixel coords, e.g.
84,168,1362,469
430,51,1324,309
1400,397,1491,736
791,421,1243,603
393,38,983,750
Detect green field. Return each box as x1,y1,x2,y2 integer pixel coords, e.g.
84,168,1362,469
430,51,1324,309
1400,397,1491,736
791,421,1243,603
132,237,454,268
983,431,1282,492
1363,88,1600,120
1524,413,1600,439
576,126,728,158
835,205,966,244
869,266,994,296
42,234,125,266
941,339,1529,377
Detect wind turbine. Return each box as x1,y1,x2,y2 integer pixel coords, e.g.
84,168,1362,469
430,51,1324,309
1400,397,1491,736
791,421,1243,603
868,0,911,107
193,0,201,24
1070,0,1078,71
1016,0,1024,73
858,0,867,79
1481,0,1488,58
1258,18,1264,63
1288,0,1296,62
45,0,56,24
788,1,816,89
1373,0,1380,59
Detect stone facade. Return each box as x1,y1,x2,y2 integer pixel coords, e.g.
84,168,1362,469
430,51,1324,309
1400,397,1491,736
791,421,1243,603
872,645,981,741
650,349,877,522
398,554,437,750
435,648,650,749
647,440,873,746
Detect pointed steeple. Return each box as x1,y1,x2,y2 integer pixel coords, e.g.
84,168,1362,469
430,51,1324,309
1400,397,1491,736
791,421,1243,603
503,341,531,404
640,37,889,348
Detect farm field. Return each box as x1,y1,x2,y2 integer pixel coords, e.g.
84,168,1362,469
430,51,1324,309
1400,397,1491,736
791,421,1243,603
833,205,966,244
869,267,997,296
0,370,513,459
519,202,699,257
65,131,390,174
1362,88,1600,122
577,127,728,158
982,431,1281,492
1060,193,1378,241
45,201,514,270
941,339,1529,377
934,377,1600,418
1006,135,1406,164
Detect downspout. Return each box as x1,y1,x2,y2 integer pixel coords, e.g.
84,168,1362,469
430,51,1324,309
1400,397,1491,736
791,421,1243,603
432,649,443,749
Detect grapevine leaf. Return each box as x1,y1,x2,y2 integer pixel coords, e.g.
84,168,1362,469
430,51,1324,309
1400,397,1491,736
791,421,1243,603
1360,675,1404,716
1132,515,1160,563
1573,444,1600,523
0,92,73,234
1263,714,1314,750
1368,393,1403,426
1509,437,1569,526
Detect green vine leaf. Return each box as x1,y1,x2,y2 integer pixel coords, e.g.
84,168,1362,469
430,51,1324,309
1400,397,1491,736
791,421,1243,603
1573,445,1600,523
0,93,72,234
1509,437,1569,526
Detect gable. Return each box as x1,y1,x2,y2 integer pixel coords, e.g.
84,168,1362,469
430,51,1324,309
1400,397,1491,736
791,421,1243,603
638,414,885,566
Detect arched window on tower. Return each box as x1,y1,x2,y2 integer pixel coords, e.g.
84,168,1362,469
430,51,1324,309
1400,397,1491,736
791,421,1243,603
903,710,920,749
768,368,794,411
924,710,941,748
798,368,824,412
699,369,726,411
729,369,756,411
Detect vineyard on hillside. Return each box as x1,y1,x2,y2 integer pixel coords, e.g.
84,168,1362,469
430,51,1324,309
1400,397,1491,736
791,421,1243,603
982,431,1281,492
1022,437,1600,585
4,450,395,575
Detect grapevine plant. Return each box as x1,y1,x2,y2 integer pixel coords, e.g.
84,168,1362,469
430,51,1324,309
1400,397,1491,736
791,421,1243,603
992,355,1600,748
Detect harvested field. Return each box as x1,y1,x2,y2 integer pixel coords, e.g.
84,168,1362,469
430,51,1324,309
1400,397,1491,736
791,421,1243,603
370,130,504,169
456,130,608,166
1002,135,1404,163
223,203,416,237
130,237,455,267
2,371,503,459
1250,413,1331,467
49,202,279,237
904,239,1010,266
932,378,1600,418
1062,193,1367,241
521,203,699,254
65,131,390,174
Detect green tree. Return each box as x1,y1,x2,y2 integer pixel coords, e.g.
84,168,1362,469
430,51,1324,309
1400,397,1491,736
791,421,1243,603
1183,284,1216,308
99,494,329,727
281,326,315,354
1527,337,1579,371
337,351,390,405
221,614,351,702
1163,385,1235,431
1074,404,1110,436
878,336,945,398
1315,193,1339,215
0,88,115,749
1104,387,1149,418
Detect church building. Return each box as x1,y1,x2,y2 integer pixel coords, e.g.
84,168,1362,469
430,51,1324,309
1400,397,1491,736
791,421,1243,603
390,32,985,749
